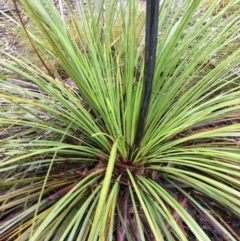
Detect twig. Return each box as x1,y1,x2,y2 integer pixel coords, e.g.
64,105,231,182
6,78,41,92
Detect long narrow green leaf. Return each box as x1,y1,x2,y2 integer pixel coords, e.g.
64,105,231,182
88,140,119,240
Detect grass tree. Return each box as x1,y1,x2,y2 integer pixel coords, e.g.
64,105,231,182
0,0,240,240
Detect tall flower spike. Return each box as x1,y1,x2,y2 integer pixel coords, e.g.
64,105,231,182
132,0,160,155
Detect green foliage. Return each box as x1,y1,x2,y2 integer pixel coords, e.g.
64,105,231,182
0,0,240,240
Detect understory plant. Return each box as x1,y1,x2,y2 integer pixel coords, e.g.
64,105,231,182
0,0,240,240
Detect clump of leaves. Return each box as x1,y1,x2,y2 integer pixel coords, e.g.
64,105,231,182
0,0,240,240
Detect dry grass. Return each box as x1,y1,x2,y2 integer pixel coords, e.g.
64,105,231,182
201,0,240,16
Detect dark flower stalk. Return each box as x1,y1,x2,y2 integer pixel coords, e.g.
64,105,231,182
132,0,160,154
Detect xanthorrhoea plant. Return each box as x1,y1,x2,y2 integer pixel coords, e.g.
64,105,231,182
0,0,240,240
